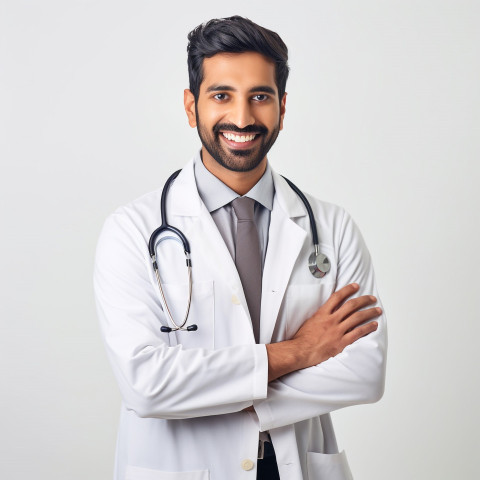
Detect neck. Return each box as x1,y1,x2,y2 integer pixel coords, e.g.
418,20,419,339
201,147,267,196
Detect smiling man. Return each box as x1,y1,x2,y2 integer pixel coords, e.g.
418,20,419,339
188,51,283,180
95,16,387,480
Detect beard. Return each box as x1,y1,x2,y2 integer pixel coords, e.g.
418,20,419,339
196,112,280,173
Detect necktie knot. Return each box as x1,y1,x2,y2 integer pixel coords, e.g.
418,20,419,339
232,196,255,221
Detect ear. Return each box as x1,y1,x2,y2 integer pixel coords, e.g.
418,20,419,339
184,89,197,128
279,92,287,131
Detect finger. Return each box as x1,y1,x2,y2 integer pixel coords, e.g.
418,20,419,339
342,307,382,334
342,319,379,346
324,283,360,313
336,295,378,321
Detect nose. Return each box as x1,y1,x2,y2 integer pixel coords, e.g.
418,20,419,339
229,99,255,129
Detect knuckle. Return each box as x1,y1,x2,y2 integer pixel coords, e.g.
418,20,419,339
351,295,374,310
361,321,377,335
346,297,361,309
354,309,374,324
360,294,375,305
331,284,353,301
350,309,376,327
340,300,358,317
365,306,381,319
329,290,341,302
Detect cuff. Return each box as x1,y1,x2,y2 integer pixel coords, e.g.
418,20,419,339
252,344,269,400
253,393,274,432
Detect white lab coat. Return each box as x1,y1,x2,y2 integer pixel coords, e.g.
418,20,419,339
94,155,387,480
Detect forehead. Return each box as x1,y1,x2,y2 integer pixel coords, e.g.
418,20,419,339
200,52,277,94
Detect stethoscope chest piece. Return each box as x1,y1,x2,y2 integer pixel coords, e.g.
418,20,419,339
308,248,331,278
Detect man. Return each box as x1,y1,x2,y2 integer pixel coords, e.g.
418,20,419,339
94,16,387,480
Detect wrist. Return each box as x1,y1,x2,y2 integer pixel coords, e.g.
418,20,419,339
266,338,306,382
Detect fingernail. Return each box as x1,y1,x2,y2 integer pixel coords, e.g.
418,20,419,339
352,283,359,289
376,307,382,314
370,296,377,302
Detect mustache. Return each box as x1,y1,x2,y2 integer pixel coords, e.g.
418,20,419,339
213,123,268,135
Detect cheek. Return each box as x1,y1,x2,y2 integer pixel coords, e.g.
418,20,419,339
258,105,281,129
197,101,226,128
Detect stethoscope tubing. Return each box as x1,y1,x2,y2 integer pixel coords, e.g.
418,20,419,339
149,169,330,333
148,169,191,260
149,169,194,332
281,175,318,246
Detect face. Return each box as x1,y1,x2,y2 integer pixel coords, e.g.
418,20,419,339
185,52,286,174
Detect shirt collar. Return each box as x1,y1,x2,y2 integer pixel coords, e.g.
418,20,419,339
193,151,275,213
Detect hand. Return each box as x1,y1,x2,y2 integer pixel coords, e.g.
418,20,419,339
291,283,381,368
266,283,381,381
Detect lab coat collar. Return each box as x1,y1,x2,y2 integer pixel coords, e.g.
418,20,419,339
271,169,308,220
193,151,275,213
168,154,308,222
168,157,202,217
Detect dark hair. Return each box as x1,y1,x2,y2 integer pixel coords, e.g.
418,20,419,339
187,16,289,102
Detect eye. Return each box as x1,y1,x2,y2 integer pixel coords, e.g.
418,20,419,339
252,94,268,102
213,93,228,101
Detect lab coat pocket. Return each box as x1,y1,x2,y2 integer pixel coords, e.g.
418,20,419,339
306,451,353,480
161,281,214,349
285,283,335,339
125,465,210,480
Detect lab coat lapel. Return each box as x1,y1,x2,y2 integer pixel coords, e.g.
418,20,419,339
260,170,308,344
167,159,250,318
166,159,309,343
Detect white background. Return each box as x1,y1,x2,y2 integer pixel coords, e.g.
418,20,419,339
1,1,479,478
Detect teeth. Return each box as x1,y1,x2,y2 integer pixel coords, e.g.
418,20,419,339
222,133,256,142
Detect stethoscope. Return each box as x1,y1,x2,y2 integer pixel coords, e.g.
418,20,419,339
149,170,331,333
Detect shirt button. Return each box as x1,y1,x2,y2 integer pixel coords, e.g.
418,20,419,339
241,459,255,471
231,294,241,305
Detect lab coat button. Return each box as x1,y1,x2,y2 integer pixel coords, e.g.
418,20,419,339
231,294,241,305
241,459,255,471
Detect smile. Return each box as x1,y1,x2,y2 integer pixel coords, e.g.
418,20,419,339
221,132,257,143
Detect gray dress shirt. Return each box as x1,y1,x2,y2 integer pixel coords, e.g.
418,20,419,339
193,153,275,269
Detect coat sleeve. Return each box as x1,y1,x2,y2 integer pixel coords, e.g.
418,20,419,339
94,211,268,420
253,210,387,432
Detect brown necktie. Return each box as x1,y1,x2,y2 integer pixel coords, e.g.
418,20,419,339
232,197,262,343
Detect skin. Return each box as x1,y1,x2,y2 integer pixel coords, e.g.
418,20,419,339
266,283,380,382
183,52,381,384
184,52,286,195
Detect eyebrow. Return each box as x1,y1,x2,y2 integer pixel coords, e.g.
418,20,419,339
205,84,277,95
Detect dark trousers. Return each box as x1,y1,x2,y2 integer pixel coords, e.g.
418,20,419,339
257,442,280,480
